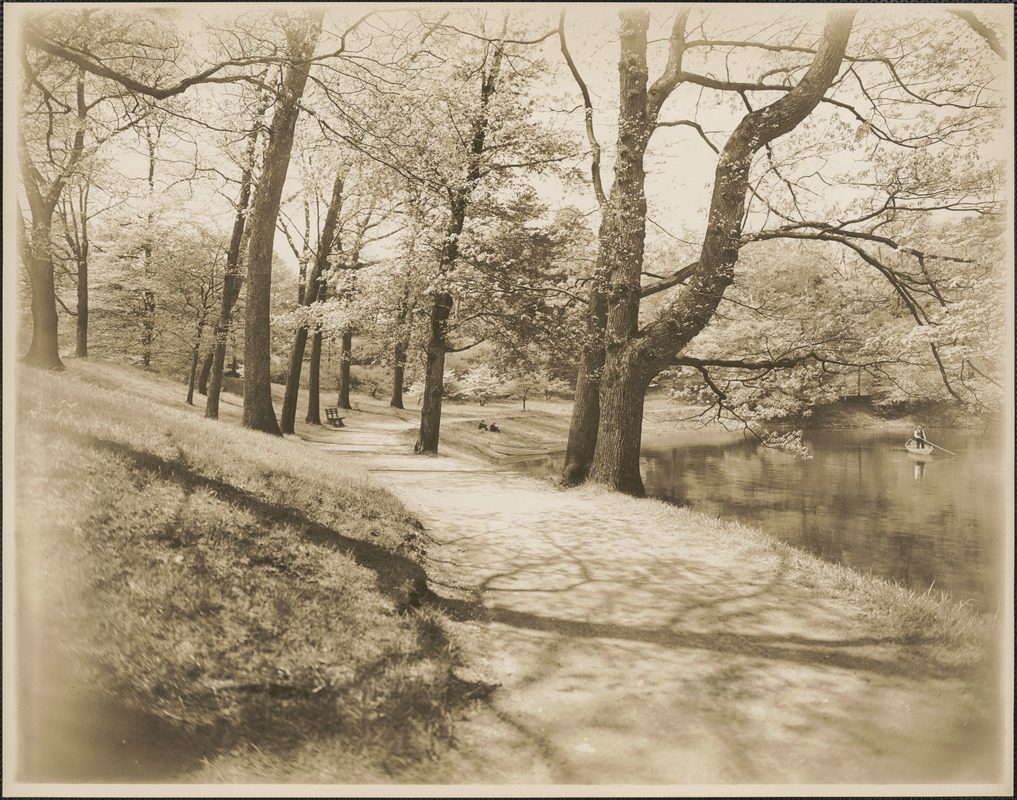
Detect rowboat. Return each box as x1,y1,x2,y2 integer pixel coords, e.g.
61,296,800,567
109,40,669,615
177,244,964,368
905,438,934,456
488,442,555,457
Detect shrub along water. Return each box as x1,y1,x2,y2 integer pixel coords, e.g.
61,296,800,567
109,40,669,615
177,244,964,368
13,362,472,782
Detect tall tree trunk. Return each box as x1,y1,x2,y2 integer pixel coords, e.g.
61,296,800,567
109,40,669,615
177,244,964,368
590,353,650,496
141,120,158,370
242,11,323,435
306,328,324,424
415,292,453,452
22,221,65,370
185,322,205,405
390,337,407,409
75,253,88,358
18,66,87,371
73,187,89,358
562,290,606,484
204,92,266,408
205,269,244,419
280,172,343,433
280,327,309,428
338,329,353,409
583,10,653,492
588,9,855,494
140,287,155,367
205,339,233,417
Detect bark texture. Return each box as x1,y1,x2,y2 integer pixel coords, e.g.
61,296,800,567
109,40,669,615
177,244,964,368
242,11,323,435
585,9,855,494
390,332,408,409
205,152,255,419
305,318,324,424
562,290,606,484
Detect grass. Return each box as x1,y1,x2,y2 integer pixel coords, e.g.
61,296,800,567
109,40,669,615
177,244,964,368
427,393,998,670
438,406,572,463
11,361,477,783
621,490,1000,671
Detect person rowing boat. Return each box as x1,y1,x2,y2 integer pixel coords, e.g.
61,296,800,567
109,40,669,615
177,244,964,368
912,425,929,452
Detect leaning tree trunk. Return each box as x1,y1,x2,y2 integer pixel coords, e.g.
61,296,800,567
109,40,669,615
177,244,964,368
589,9,856,494
337,329,353,409
242,11,322,435
205,244,247,419
197,350,213,395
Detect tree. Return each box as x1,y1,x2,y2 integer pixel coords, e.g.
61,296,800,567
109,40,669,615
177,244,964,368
556,6,1004,495
278,170,344,433
457,365,503,406
18,10,121,368
413,34,506,453
330,10,574,453
198,77,272,410
204,99,265,420
240,10,324,435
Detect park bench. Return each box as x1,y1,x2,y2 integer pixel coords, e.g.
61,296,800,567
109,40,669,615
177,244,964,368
325,407,345,428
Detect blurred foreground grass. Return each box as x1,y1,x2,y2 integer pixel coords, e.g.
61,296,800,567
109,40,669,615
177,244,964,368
12,362,472,783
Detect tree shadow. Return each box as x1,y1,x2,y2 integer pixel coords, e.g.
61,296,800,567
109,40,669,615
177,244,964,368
15,427,448,783
56,428,432,609
425,582,970,682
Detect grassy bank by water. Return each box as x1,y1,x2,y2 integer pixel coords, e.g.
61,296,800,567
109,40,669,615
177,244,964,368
433,393,993,471
10,362,475,783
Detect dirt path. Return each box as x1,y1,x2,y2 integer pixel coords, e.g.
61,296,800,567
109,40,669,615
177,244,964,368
302,412,1002,787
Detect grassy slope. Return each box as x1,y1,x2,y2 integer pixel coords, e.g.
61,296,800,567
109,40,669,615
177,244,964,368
12,362,473,784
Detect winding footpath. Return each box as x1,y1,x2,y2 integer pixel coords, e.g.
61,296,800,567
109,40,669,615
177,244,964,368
304,410,1004,788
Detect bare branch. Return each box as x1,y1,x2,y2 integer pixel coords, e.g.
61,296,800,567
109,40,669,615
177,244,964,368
647,8,691,117
558,9,605,207
654,119,719,153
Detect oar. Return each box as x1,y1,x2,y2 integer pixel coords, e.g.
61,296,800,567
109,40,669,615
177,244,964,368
920,439,957,456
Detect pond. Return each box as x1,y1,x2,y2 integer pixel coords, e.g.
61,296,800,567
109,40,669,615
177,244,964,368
511,428,1009,612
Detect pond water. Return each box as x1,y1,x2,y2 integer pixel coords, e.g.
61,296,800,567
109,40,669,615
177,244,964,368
511,428,1009,611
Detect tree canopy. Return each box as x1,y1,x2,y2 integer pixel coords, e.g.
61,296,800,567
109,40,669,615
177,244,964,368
13,4,1009,493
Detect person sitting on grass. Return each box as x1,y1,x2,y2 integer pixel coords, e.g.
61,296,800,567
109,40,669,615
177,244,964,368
489,423,500,433
478,421,488,430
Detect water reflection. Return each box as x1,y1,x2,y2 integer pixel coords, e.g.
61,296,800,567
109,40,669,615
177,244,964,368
513,429,1006,611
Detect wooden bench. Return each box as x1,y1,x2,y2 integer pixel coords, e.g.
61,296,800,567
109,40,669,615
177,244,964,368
325,407,345,428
